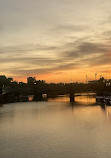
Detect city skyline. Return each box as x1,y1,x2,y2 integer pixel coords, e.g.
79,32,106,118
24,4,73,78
0,0,111,83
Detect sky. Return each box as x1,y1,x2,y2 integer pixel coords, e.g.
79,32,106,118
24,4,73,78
0,0,111,83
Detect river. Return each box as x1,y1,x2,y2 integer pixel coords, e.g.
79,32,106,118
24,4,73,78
0,94,111,158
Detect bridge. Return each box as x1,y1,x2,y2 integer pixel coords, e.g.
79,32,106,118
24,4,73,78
0,86,94,105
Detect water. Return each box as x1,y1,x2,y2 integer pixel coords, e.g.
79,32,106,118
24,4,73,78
0,95,111,158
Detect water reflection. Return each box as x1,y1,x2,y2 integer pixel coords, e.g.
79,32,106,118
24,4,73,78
48,94,96,105
1,94,111,158
48,94,111,121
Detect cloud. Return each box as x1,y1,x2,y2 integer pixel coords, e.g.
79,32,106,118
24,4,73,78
0,39,111,77
7,62,80,76
0,43,59,55
50,24,87,33
61,41,109,60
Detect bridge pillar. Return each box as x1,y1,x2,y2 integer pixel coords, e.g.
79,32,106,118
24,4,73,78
70,92,75,102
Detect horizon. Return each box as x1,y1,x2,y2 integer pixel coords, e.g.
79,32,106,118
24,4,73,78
1,74,110,84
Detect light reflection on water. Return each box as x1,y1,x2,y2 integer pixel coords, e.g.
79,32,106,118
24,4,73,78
0,95,111,158
48,94,96,105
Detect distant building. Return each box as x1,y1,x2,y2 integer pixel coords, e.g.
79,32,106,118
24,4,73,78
27,77,36,84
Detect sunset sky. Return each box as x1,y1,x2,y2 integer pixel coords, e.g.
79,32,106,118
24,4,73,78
0,0,111,83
